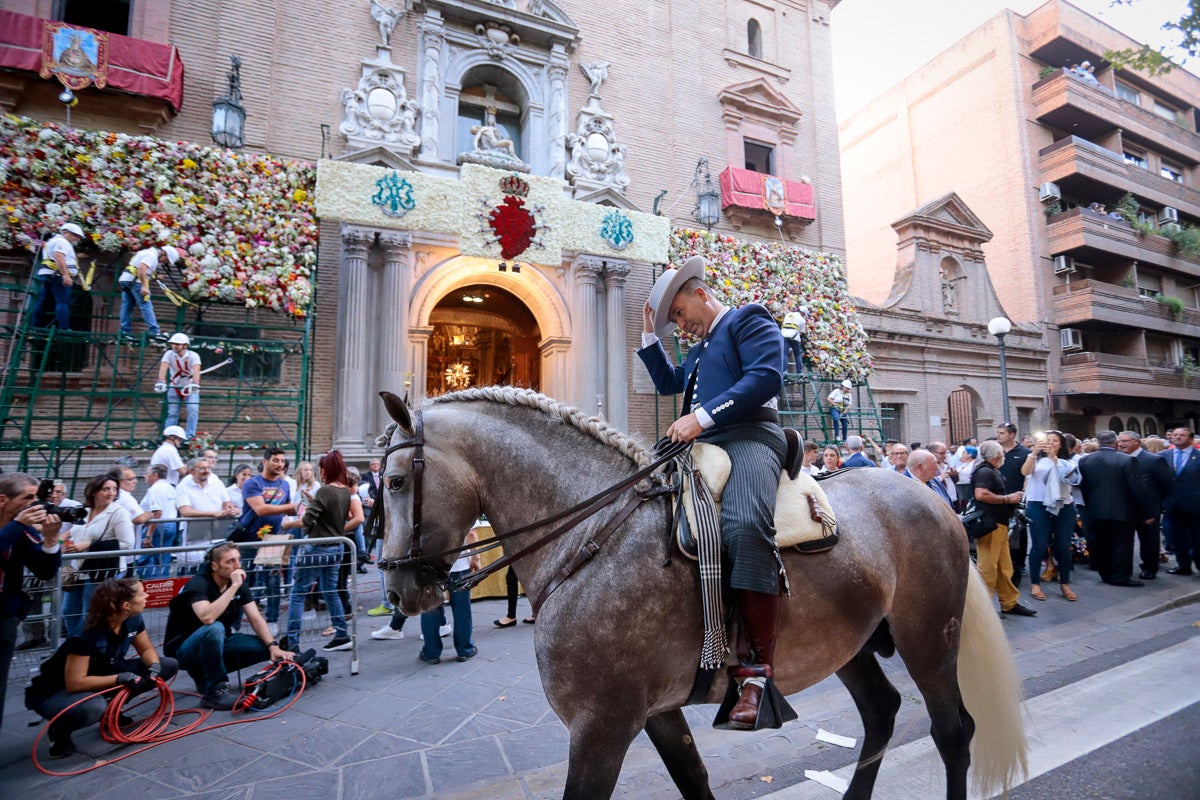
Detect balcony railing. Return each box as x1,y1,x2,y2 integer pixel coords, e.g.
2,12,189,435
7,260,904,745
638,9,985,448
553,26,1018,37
1052,278,1200,334
1040,135,1200,219
1058,350,1197,401
1032,71,1200,161
1046,208,1200,277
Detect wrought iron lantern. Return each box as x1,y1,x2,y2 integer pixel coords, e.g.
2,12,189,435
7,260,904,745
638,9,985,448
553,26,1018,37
211,55,246,149
694,158,720,230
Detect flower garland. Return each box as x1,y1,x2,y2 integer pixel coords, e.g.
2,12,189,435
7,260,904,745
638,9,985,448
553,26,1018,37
669,229,873,381
0,114,318,316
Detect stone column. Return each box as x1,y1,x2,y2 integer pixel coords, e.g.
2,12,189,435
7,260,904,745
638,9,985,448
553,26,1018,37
377,231,413,430
417,11,444,162
603,260,631,430
407,326,434,404
334,224,375,447
539,337,572,402
547,46,570,180
572,256,605,414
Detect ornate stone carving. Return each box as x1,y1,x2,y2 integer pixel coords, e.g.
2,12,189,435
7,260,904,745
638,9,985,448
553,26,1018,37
417,16,444,161
474,22,519,60
457,105,532,172
547,49,569,179
339,37,421,154
566,64,628,196
369,0,412,47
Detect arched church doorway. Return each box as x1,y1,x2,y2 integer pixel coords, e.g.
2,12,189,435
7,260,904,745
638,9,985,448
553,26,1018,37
947,385,979,446
427,284,541,395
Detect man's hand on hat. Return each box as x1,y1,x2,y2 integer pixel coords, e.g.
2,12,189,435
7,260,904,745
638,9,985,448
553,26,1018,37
642,301,655,335
667,413,703,443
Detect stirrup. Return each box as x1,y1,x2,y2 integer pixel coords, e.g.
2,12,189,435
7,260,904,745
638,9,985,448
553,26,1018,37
712,665,798,731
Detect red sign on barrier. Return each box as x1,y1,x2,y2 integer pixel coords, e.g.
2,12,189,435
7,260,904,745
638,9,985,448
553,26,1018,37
142,577,188,608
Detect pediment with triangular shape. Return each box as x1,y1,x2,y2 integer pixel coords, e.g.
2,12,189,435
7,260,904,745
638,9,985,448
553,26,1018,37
337,145,419,172
718,78,803,126
892,192,993,244
573,182,643,212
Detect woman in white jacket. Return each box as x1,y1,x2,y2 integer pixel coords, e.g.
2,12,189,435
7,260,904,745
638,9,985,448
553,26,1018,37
62,475,135,636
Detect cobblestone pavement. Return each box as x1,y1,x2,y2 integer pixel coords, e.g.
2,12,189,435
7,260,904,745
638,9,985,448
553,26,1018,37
2,567,1198,799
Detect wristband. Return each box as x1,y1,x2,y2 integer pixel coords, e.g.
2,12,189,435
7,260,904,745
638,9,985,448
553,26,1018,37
268,640,279,648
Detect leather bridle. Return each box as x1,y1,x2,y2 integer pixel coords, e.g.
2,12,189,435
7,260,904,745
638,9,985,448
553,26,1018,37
371,408,689,610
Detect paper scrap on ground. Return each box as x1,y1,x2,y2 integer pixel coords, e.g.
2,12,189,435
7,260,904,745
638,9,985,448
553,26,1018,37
804,770,850,793
815,728,856,748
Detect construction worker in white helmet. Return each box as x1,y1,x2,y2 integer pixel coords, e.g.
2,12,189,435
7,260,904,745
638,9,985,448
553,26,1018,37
119,245,183,339
155,333,201,439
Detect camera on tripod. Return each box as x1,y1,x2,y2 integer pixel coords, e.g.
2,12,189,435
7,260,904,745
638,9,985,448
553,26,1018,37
35,479,89,525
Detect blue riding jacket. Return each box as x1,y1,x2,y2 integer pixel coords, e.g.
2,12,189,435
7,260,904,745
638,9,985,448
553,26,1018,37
637,304,784,428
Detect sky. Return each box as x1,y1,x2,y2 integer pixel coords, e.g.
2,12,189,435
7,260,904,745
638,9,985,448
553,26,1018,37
830,0,1194,119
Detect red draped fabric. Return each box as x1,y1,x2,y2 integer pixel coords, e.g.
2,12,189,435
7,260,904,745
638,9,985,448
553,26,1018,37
719,165,816,221
0,11,184,112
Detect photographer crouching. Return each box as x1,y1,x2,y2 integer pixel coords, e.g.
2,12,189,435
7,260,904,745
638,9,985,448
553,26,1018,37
25,577,178,757
1,473,64,732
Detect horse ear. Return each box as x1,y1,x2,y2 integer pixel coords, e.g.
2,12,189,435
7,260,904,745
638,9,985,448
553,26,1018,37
380,391,413,435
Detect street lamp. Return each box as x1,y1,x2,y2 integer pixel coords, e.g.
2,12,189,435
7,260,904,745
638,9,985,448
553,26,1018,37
694,158,720,230
988,316,1013,423
57,88,76,128
211,55,246,149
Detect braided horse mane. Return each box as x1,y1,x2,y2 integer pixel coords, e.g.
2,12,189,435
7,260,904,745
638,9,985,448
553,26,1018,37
375,386,653,468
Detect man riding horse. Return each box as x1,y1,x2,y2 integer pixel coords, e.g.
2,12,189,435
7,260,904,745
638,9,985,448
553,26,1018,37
638,255,789,730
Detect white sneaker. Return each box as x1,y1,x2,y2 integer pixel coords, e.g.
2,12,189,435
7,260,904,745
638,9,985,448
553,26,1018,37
371,624,405,641
418,624,453,642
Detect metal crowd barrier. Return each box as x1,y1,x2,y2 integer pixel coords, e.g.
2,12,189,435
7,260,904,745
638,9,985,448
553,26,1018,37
11,520,360,687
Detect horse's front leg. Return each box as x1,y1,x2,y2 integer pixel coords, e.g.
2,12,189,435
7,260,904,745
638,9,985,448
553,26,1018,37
644,708,717,800
562,711,644,800
836,651,902,800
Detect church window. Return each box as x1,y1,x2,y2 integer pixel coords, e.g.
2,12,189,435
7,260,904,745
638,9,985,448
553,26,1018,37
58,0,132,36
744,140,775,175
747,19,763,60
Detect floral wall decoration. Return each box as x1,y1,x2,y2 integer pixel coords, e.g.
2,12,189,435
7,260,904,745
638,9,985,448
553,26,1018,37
669,228,873,381
0,114,317,316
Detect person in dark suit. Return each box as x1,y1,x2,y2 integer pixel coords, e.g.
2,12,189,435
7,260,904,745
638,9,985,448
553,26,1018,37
639,255,787,730
841,435,876,468
1078,430,1151,586
1162,428,1200,576
1117,431,1174,580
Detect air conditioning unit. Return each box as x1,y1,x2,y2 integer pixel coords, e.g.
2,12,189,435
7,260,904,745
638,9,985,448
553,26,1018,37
1053,255,1075,275
1038,182,1062,203
1060,328,1083,351
1159,206,1179,224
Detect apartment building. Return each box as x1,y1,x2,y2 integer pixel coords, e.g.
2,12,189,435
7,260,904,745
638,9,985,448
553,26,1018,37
841,0,1200,436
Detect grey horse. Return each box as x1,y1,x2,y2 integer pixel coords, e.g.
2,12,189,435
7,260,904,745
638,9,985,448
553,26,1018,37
377,387,1027,800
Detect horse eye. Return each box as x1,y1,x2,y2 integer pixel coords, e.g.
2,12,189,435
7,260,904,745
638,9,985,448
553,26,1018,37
387,475,405,492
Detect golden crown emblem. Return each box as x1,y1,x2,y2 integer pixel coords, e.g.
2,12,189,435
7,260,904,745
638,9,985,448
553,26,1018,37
499,173,530,197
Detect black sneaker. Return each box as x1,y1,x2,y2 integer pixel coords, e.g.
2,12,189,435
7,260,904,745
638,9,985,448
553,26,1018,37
1003,603,1037,617
322,634,352,651
200,683,238,711
455,647,478,663
47,729,75,758
418,652,441,665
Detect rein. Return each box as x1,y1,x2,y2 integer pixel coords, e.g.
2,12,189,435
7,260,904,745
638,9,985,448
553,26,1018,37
373,409,689,607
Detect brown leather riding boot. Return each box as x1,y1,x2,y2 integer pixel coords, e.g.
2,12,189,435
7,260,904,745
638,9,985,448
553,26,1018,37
727,589,782,728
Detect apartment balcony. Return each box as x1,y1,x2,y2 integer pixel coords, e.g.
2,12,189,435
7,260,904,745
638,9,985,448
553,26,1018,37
1040,136,1200,220
1045,208,1200,279
1032,71,1200,162
1052,279,1200,337
1058,351,1198,402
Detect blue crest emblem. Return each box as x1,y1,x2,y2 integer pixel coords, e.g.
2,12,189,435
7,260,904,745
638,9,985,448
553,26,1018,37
600,209,634,251
371,171,416,218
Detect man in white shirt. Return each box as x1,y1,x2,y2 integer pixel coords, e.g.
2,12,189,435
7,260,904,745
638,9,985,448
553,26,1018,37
33,222,84,330
176,458,237,545
151,426,188,486
109,464,151,526
119,245,181,338
138,463,178,577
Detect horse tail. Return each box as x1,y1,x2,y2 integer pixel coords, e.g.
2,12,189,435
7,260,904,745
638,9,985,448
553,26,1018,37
957,562,1029,796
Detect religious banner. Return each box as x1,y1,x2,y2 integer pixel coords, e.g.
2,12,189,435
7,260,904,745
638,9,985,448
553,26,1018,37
40,21,109,91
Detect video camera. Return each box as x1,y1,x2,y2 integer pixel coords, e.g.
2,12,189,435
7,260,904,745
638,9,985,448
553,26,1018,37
35,479,89,525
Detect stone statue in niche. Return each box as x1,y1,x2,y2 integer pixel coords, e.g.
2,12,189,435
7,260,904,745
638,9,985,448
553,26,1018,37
939,262,960,311
457,106,530,172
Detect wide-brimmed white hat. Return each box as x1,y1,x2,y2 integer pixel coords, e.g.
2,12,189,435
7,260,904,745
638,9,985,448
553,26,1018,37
647,256,706,339
161,245,181,265
162,425,187,440
60,223,84,237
